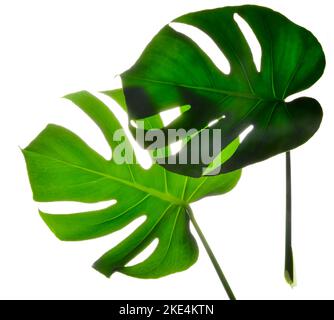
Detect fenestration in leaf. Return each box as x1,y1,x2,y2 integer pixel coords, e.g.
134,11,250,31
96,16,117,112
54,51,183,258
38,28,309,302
120,5,325,177
22,91,240,279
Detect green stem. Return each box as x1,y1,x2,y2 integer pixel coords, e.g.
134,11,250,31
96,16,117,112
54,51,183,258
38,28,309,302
285,151,294,285
186,206,236,300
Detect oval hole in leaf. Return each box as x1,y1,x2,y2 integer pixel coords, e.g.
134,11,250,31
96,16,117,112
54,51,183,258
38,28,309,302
239,124,254,143
125,238,159,267
58,98,112,160
233,13,262,72
131,105,191,131
38,200,117,215
169,22,231,75
208,115,226,128
208,119,219,127
160,107,182,126
93,92,153,169
94,215,148,258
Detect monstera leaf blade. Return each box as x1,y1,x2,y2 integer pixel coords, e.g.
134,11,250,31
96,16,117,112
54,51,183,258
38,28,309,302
23,91,241,279
120,5,325,177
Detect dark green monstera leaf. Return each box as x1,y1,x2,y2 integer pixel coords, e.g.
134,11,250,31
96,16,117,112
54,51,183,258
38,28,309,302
120,5,325,177
23,91,240,279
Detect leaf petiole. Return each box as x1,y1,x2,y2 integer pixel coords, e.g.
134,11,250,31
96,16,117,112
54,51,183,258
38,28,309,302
285,151,294,285
186,206,236,300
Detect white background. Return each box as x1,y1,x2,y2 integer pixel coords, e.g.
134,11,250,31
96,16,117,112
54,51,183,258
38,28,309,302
0,0,333,300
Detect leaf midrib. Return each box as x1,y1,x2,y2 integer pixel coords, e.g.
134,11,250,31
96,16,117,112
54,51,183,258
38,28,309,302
24,149,188,207
124,75,281,102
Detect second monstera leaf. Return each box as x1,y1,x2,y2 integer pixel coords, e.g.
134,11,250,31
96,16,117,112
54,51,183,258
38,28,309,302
23,91,240,280
120,5,325,177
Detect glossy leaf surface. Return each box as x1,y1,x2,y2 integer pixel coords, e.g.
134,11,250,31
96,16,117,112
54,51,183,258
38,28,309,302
121,5,325,177
23,91,240,278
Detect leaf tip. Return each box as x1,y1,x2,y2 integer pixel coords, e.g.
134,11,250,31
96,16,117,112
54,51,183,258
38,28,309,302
62,90,90,101
38,210,67,241
92,261,115,278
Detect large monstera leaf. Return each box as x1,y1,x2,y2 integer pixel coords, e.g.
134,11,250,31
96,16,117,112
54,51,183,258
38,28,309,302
121,5,325,177
23,91,240,279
